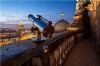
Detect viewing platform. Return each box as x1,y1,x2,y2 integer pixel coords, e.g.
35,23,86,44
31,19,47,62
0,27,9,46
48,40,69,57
1,30,100,66
63,39,100,66
1,0,100,66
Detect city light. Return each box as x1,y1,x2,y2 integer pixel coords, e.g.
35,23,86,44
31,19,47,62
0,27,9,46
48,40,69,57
0,24,36,46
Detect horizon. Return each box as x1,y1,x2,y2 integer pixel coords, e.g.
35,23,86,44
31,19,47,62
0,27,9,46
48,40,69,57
1,0,76,27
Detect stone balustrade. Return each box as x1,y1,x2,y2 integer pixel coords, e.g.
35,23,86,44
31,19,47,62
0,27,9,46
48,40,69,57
1,29,83,66
44,29,83,66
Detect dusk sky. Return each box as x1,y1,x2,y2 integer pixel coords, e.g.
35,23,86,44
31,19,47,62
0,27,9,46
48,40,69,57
0,0,76,25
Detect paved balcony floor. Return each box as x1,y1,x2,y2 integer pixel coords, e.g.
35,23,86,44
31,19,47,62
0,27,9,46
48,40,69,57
63,39,100,66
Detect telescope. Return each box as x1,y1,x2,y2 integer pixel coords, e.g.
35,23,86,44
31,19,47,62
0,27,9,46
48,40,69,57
28,14,54,38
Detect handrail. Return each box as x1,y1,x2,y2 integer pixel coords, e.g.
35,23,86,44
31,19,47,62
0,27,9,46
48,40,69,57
1,29,83,66
43,29,83,66
43,31,73,45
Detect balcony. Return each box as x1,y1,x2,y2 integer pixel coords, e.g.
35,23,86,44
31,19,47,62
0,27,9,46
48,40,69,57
1,28,100,66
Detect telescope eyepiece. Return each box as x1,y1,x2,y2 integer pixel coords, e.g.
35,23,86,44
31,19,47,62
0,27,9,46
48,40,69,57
28,14,33,18
28,14,36,22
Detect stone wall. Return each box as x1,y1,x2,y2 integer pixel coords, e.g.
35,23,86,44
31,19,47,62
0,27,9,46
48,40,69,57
96,0,100,54
73,0,100,53
89,0,100,54
89,0,96,40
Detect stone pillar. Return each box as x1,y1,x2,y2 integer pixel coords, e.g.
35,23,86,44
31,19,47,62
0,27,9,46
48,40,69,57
89,10,96,40
71,15,82,27
32,39,45,49
96,0,100,54
71,0,88,28
87,0,97,40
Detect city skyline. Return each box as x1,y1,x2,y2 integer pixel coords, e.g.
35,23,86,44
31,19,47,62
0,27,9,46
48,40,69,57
1,0,76,25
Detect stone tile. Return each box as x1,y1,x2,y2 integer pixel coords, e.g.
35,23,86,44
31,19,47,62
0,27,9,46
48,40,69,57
63,39,100,66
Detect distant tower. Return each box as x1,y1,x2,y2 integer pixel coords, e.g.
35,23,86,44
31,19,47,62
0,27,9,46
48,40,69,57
17,24,24,29
61,12,64,19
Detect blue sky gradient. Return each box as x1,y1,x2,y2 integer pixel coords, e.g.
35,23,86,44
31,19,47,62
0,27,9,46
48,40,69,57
1,0,76,25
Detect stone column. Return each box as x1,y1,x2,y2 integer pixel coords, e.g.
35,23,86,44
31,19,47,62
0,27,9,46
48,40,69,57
90,10,96,40
87,0,97,40
96,0,100,54
71,15,82,27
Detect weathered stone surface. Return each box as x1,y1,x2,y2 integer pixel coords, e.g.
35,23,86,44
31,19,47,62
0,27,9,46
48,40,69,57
72,0,100,53
63,39,100,66
96,1,100,54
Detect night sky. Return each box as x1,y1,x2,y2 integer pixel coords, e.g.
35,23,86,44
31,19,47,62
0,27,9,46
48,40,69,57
1,0,76,26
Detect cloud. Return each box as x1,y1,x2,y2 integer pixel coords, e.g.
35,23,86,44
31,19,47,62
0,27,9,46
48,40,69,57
0,14,32,24
0,19,32,24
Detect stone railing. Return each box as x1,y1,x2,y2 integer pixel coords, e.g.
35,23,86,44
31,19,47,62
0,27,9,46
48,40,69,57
43,29,83,66
1,29,83,66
